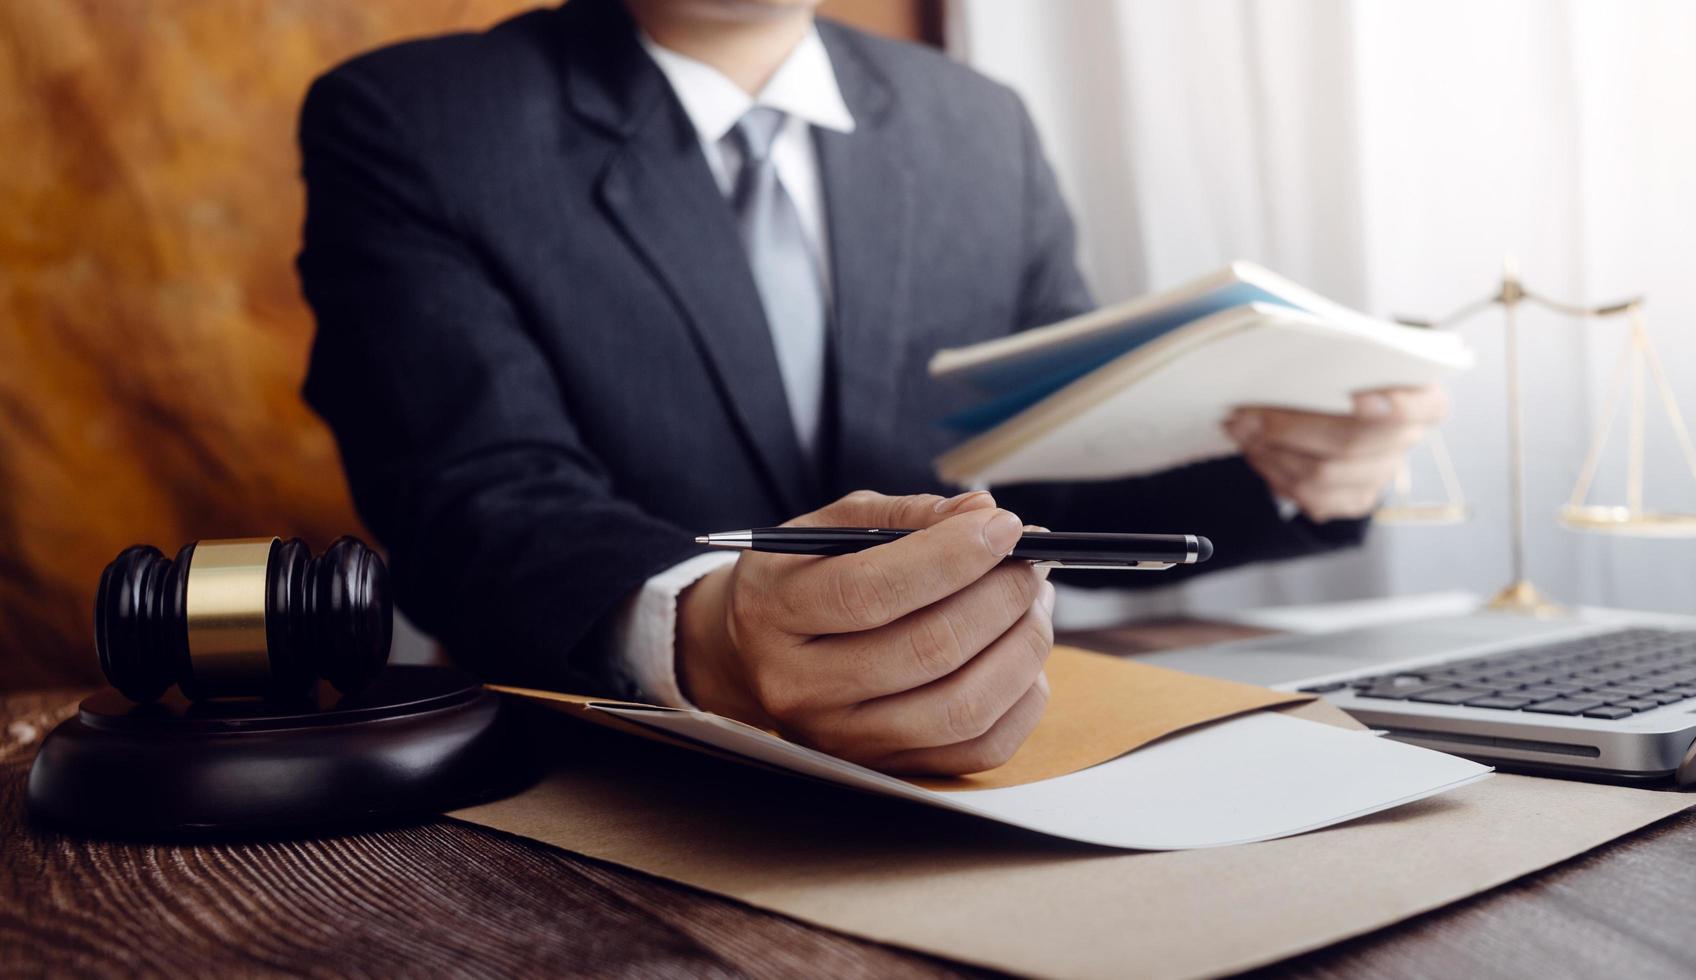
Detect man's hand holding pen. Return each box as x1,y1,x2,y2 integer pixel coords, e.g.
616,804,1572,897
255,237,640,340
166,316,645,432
676,489,1054,776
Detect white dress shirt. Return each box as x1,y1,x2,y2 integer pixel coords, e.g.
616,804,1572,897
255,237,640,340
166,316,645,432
614,28,855,707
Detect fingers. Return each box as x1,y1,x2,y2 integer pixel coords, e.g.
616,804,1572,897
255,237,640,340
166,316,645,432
872,676,1051,775
1228,385,1446,523
773,503,1029,635
1226,385,1448,459
786,487,997,532
799,562,1049,702
1226,407,1424,458
1245,445,1396,522
1351,385,1449,425
813,581,1055,761
1245,444,1400,493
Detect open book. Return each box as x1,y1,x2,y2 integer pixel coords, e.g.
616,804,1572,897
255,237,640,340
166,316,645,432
931,262,1475,486
496,646,1489,850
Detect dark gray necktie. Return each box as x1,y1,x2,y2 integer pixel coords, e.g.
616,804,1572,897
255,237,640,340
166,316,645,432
727,106,827,458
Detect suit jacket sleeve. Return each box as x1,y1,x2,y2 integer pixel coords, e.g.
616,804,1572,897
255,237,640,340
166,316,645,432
296,67,700,695
989,91,1369,583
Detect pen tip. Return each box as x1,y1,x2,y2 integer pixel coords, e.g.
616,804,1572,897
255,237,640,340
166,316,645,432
694,535,709,545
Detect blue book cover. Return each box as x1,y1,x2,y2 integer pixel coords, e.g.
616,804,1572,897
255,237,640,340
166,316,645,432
941,279,1307,435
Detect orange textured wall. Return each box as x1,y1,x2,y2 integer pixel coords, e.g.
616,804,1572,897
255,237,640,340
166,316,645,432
0,0,937,691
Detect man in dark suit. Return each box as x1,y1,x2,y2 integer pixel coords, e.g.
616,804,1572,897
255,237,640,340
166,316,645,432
298,0,1444,773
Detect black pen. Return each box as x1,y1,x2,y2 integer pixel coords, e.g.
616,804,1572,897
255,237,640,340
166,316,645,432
693,528,1212,570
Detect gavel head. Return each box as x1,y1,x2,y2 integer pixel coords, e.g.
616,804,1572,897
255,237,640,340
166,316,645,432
95,536,392,703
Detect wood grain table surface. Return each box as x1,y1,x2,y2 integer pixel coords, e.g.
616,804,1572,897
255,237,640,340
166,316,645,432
5,620,1695,979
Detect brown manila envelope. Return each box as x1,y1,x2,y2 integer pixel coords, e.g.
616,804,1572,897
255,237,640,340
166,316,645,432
489,646,1490,849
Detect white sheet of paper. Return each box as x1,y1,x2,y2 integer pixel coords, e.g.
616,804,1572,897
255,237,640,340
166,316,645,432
591,706,1491,850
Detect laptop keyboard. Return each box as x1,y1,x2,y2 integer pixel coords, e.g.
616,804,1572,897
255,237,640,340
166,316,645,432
1300,627,1696,720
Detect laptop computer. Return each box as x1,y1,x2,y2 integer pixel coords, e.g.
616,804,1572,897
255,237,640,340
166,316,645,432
1139,612,1696,786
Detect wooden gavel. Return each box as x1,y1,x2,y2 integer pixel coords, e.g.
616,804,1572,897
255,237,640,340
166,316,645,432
94,536,392,702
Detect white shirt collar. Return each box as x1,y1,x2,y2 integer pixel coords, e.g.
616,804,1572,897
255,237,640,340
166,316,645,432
639,27,856,145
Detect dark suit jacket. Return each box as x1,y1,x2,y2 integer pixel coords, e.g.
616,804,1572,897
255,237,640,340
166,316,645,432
297,0,1364,697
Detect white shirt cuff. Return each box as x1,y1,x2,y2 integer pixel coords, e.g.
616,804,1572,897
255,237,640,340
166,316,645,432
614,551,739,708
1274,494,1301,522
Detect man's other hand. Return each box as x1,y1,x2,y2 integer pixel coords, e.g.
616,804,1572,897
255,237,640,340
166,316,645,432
1225,385,1450,523
675,490,1054,775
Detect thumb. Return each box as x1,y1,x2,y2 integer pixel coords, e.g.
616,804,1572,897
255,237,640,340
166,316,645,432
786,488,999,531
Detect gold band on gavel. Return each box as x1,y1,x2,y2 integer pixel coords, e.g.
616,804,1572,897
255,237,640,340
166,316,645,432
185,537,277,695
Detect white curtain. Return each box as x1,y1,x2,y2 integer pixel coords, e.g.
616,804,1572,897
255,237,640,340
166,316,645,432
951,0,1696,618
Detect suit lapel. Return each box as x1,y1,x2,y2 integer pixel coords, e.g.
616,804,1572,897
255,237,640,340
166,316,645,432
562,1,812,513
814,27,916,492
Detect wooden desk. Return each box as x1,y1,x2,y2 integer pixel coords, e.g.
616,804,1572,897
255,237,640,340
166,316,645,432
5,621,1695,978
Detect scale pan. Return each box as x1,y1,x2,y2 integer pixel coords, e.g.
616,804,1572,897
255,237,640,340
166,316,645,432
1558,505,1696,537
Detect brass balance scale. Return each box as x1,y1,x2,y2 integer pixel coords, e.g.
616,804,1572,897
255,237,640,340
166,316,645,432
1374,257,1696,614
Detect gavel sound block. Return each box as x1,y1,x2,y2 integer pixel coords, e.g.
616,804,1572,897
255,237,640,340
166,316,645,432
27,536,535,837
